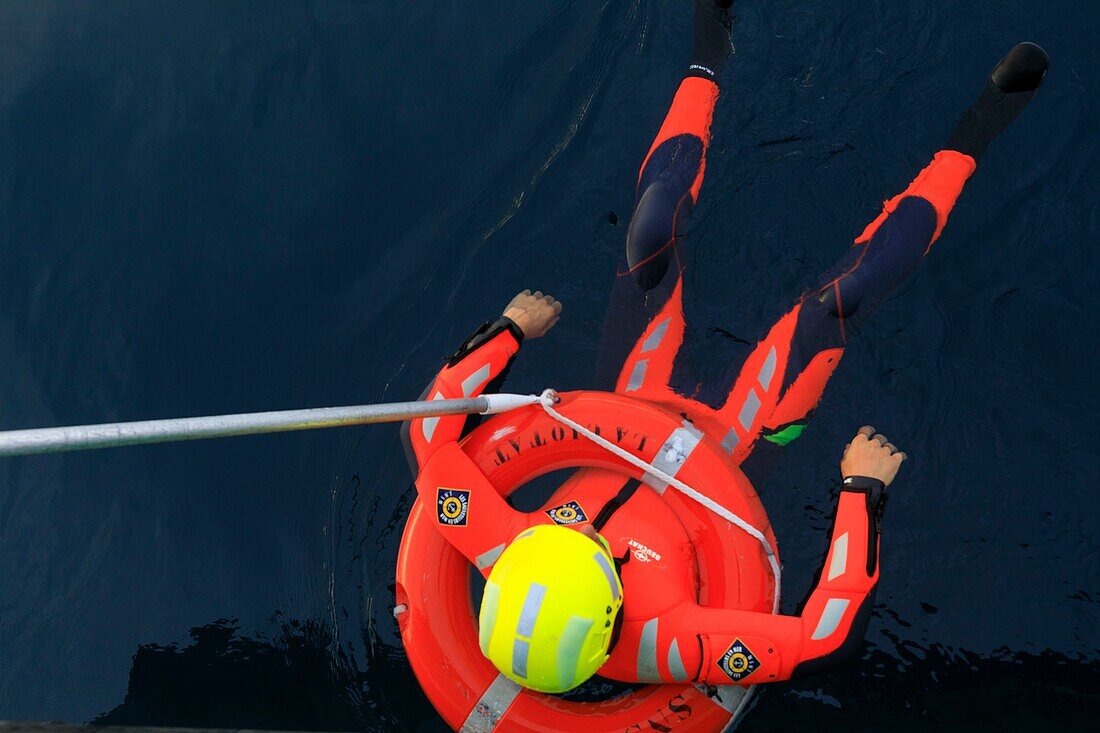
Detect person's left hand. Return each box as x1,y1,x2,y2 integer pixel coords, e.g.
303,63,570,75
840,426,907,487
502,290,562,339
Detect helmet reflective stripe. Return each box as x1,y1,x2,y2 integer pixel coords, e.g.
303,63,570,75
592,551,621,602
556,615,595,690
512,639,531,678
479,581,502,657
516,582,547,637
479,524,624,693
511,582,547,679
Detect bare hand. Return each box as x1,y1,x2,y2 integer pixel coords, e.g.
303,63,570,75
840,426,907,487
502,290,562,339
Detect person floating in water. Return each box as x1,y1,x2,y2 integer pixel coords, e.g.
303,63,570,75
401,0,1048,693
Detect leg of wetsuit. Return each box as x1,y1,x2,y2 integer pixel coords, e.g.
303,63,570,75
725,43,1048,479
947,42,1049,162
719,157,971,478
691,0,735,80
596,1,731,392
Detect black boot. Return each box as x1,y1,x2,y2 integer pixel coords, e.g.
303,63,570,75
946,42,1050,161
688,0,734,81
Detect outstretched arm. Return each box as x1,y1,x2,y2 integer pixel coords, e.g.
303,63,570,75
402,290,561,470
686,428,905,683
402,291,561,572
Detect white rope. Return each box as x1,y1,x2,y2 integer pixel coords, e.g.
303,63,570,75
535,389,782,614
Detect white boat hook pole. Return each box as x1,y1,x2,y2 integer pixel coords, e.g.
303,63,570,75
0,393,543,458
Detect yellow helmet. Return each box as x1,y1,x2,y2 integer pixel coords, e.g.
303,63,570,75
478,524,623,693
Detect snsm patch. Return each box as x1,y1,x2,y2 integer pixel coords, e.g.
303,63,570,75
436,487,470,526
717,638,760,682
545,500,588,526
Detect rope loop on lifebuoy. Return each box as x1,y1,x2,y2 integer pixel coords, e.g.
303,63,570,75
531,388,781,614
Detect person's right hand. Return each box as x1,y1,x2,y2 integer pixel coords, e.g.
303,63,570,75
502,290,562,340
840,426,907,487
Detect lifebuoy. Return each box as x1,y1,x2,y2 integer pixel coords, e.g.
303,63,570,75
396,390,779,732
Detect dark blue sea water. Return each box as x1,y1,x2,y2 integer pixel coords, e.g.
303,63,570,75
1,1,1097,731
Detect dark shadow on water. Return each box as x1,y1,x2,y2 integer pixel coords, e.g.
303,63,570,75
93,618,1100,732
750,645,1100,733
91,619,373,732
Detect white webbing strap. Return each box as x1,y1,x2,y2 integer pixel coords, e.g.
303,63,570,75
533,389,782,614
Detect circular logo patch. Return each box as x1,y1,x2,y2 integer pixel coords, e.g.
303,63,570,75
717,638,760,681
546,500,588,526
436,487,470,526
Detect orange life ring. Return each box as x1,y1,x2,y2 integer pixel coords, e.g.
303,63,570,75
396,390,779,732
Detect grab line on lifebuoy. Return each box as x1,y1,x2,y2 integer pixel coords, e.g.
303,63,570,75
530,388,782,614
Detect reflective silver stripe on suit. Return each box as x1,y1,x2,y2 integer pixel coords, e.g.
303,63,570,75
642,422,702,494
738,387,761,431
811,597,851,640
421,391,446,442
720,427,740,454
826,532,849,581
636,617,662,682
475,543,506,570
667,637,688,682
625,359,648,392
758,345,778,391
640,318,670,354
460,674,522,733
461,364,493,397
